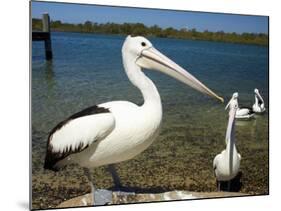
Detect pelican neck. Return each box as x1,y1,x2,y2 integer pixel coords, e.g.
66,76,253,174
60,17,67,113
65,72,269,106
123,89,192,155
122,53,162,108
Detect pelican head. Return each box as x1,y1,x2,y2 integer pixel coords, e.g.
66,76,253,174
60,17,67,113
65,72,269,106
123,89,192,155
254,88,264,106
232,92,239,99
122,35,224,103
225,92,239,110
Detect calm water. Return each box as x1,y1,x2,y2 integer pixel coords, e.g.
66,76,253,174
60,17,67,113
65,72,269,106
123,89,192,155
32,32,269,209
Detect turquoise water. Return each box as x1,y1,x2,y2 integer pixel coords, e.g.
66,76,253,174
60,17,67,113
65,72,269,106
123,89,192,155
32,32,268,209
32,32,268,132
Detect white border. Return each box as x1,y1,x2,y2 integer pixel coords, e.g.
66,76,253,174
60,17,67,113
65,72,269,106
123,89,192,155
1,0,280,211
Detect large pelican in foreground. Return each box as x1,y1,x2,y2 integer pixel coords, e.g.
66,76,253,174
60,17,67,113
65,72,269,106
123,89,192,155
44,36,223,205
213,93,241,191
252,88,266,113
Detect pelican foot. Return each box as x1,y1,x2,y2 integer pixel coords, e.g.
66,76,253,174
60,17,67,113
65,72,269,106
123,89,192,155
93,189,113,206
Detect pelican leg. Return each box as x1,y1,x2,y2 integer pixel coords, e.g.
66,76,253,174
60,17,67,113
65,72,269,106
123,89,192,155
217,180,221,191
83,168,112,206
227,181,231,192
107,164,122,188
107,164,135,196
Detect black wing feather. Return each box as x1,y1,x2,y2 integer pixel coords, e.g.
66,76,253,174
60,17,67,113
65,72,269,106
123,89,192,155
44,105,110,171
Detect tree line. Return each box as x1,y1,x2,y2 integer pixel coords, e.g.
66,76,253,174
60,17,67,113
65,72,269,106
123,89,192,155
32,18,268,46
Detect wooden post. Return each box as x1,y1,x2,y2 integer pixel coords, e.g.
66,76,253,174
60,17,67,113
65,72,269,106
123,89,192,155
42,13,53,60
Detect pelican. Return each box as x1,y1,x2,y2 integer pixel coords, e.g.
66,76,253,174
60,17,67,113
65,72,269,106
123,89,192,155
44,36,223,205
213,93,241,191
252,88,266,113
225,92,254,120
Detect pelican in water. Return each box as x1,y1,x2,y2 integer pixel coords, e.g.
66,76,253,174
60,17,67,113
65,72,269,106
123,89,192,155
225,92,254,120
44,36,223,205
213,93,241,191
252,88,266,113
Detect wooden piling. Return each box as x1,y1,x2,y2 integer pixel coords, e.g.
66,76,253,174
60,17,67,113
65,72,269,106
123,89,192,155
42,13,52,60
42,13,50,32
32,13,53,60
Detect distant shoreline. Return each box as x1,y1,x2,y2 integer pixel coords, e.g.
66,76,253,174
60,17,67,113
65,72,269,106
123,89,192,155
40,30,269,48
32,18,268,46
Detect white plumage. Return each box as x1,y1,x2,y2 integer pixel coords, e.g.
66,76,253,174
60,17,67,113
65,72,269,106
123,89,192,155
71,101,162,168
252,88,266,113
50,113,115,155
213,93,241,190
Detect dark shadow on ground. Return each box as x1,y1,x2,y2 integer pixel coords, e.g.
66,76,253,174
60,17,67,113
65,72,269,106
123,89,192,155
219,171,243,192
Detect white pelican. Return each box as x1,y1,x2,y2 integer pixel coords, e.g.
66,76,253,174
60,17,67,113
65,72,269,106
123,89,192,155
225,92,254,120
44,36,224,205
213,94,241,191
252,88,266,113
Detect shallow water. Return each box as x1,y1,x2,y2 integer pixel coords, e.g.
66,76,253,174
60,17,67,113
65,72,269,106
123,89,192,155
32,32,268,209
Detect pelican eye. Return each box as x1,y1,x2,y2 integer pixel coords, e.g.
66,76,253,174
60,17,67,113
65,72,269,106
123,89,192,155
141,42,146,47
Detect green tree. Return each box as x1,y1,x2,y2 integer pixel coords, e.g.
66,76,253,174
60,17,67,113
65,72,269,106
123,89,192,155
84,21,92,32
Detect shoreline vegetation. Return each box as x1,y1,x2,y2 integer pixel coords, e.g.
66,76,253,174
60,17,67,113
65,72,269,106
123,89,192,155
32,19,268,46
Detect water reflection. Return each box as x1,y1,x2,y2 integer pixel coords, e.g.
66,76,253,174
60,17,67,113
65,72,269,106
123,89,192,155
43,60,58,109
236,118,256,127
44,60,55,83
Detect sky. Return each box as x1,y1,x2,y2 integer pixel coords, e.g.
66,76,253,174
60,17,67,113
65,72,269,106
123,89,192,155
31,1,268,34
